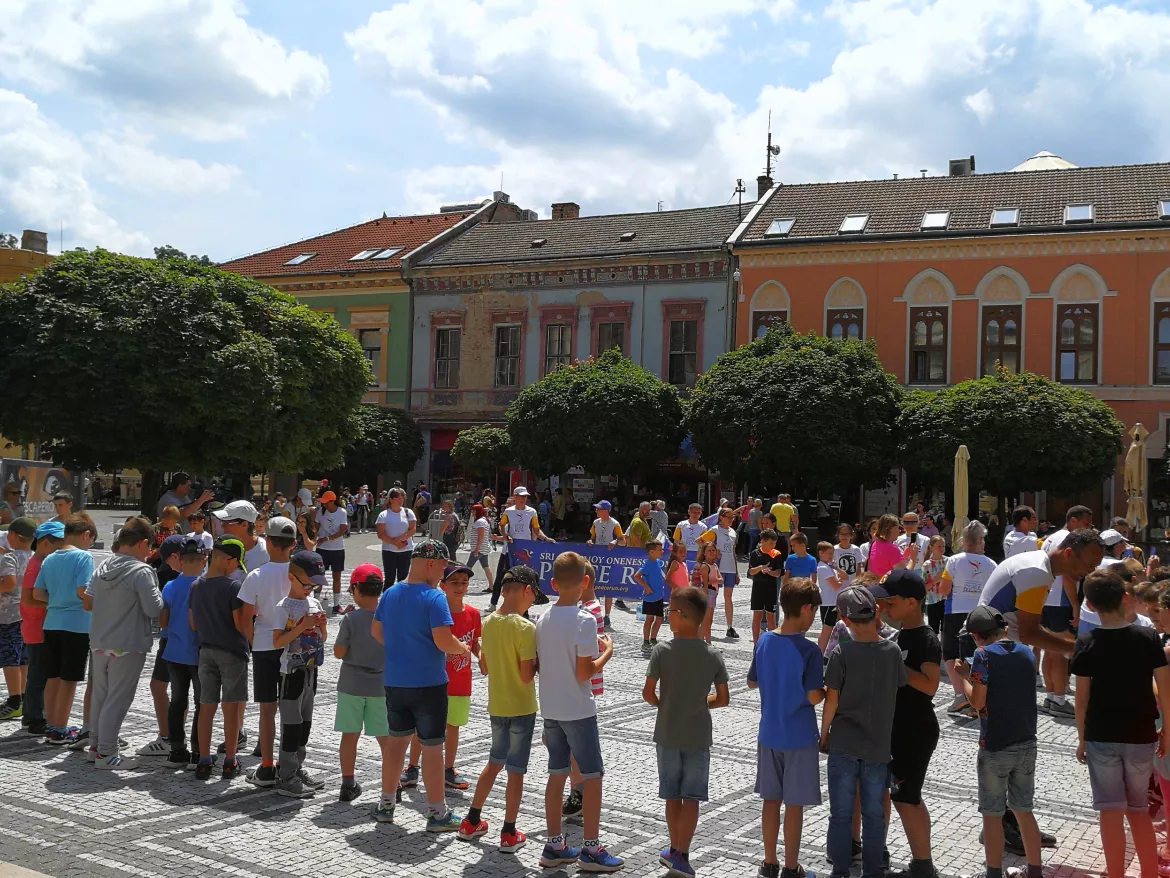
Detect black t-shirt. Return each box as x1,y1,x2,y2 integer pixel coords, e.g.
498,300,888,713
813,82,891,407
189,574,249,661
892,624,942,732
1070,623,1167,744
748,548,784,590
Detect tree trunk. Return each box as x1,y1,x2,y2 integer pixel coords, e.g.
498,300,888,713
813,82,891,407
140,468,163,519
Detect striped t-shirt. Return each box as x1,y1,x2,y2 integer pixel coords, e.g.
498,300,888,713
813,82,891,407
580,598,604,696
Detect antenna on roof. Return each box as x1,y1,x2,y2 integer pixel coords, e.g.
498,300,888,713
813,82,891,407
733,178,746,219
657,200,664,212
764,111,781,178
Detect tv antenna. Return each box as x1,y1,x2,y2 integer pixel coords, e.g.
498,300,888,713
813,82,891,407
733,178,746,218
764,111,781,178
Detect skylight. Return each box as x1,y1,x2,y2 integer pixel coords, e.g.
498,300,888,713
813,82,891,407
990,207,1020,228
1064,203,1094,224
1159,200,1170,220
764,217,795,237
350,248,381,261
372,247,402,260
284,252,316,266
620,231,636,242
531,238,547,248
838,214,869,234
921,210,950,231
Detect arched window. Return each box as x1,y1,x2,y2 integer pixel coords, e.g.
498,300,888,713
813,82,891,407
1157,304,1170,383
982,306,1021,374
910,307,948,384
827,309,862,340
1057,304,1098,383
825,279,866,341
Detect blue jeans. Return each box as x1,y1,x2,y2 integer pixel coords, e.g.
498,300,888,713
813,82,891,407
827,751,889,878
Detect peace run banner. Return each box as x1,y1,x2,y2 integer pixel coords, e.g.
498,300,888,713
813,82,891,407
507,540,657,601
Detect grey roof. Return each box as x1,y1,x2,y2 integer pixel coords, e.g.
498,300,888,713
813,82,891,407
740,161,1170,244
417,203,749,267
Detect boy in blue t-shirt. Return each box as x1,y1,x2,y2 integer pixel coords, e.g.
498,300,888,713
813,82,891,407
160,538,207,767
782,533,817,589
634,539,667,648
747,576,824,878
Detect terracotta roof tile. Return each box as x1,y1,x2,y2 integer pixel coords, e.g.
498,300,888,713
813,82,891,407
219,211,476,277
741,162,1170,244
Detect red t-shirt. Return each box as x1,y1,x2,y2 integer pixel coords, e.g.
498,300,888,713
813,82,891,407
19,554,46,644
445,605,482,697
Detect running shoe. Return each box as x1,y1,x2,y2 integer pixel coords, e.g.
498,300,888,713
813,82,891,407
445,767,470,790
221,758,243,780
65,728,88,750
539,843,582,868
137,736,170,757
666,851,695,877
400,764,419,788
758,864,781,878
660,849,675,868
615,600,627,610
372,801,396,823
499,829,527,853
726,627,740,639
339,782,363,802
274,776,313,798
43,729,67,745
85,747,97,763
95,754,140,771
297,768,325,790
195,760,214,781
457,817,488,840
166,749,191,768
426,809,462,832
1042,697,1075,717
245,765,277,788
563,788,583,816
603,615,611,628
578,845,624,872
0,702,23,721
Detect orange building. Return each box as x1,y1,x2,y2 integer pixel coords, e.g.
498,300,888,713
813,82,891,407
730,153,1170,530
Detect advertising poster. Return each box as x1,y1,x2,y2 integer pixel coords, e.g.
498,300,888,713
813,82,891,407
508,539,697,601
1,459,85,522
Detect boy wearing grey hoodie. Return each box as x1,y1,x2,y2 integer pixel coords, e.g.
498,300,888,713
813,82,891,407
83,517,163,769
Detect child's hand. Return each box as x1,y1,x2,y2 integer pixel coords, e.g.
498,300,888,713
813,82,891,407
818,734,829,754
643,585,651,595
1076,740,1087,764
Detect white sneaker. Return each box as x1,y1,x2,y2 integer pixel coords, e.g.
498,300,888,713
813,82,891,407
95,754,140,770
137,736,169,757
85,747,97,763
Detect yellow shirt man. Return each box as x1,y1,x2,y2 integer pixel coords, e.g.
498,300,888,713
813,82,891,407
769,499,797,534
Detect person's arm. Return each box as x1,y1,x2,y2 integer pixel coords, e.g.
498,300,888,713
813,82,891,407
370,617,383,645
531,516,554,543
433,626,473,656
938,568,953,596
188,608,196,631
274,613,317,648
232,602,250,634
575,633,613,682
643,675,659,707
708,680,730,709
136,570,164,619
333,643,349,659
517,657,535,684
1074,674,1090,764
905,660,941,697
239,602,257,645
158,607,170,629
79,585,93,612
819,687,839,751
471,524,484,556
1017,610,1075,654
634,570,649,594
0,572,15,594
176,491,214,519
1063,576,1080,626
612,523,625,548
1156,665,1170,757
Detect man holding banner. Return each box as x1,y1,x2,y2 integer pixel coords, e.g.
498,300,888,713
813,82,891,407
491,488,554,614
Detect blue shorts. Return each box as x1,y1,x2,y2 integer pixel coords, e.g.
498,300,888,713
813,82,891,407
657,746,710,801
317,548,345,574
1086,740,1155,811
544,715,604,779
0,620,27,668
722,572,739,589
385,683,447,746
977,740,1036,815
1040,605,1074,633
489,713,536,774
755,743,822,805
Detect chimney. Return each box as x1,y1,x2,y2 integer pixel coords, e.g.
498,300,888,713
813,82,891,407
21,230,48,253
551,202,580,221
948,155,976,177
757,174,773,200
493,190,511,203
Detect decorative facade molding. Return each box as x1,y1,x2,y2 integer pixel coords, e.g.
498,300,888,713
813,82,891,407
430,308,465,327
589,301,633,359
660,298,707,321
903,268,956,304
973,266,1030,303
1050,263,1107,302
1154,267,1170,301
749,280,791,311
413,258,727,292
825,277,866,308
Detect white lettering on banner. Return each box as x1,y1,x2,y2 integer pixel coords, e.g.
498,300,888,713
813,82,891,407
508,539,693,601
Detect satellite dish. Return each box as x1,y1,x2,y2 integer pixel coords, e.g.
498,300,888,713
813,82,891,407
769,145,781,156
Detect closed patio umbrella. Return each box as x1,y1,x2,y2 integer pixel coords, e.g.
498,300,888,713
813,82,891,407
953,444,970,547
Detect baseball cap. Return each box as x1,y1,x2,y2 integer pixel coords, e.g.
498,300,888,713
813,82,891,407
412,538,450,561
213,537,247,571
350,563,383,586
297,488,313,507
159,533,187,561
1099,528,1127,546
320,491,337,503
212,500,258,523
34,520,65,540
290,551,328,588
443,564,475,580
513,486,530,497
501,564,549,605
265,516,296,538
836,585,878,622
965,605,1006,634
882,569,927,601
178,537,207,557
7,517,36,540
593,500,612,511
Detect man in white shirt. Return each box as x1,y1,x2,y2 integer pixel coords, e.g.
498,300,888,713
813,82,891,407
1002,506,1043,558
672,503,707,552
491,487,554,612
213,500,270,580
354,485,372,534
895,511,931,567
314,491,350,614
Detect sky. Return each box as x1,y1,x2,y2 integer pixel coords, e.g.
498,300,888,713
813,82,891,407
2,0,1170,262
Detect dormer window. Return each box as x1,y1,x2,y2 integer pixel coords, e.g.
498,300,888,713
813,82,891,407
372,247,401,259
1158,200,1170,221
1064,203,1094,224
838,214,869,234
921,210,950,231
350,248,381,261
531,238,547,248
620,232,636,242
990,207,1020,228
764,217,795,237
284,252,316,265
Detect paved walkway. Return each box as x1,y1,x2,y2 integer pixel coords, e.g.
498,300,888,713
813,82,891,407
0,527,1118,877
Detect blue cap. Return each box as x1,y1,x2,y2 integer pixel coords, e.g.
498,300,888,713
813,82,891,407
593,500,612,511
158,533,187,560
34,521,65,539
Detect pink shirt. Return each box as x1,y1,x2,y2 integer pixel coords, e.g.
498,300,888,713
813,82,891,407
867,539,903,578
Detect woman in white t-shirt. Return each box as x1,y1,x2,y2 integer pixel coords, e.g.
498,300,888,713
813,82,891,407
466,503,494,594
698,507,743,640
376,487,416,587
939,520,996,711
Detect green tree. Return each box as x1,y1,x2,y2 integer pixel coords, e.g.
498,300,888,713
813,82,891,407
154,244,213,266
506,349,685,476
687,325,903,494
0,248,371,507
898,368,1125,499
451,425,513,479
0,233,16,249
339,404,423,484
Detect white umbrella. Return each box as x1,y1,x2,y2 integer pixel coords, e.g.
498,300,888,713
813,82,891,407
953,444,970,547
1124,423,1149,532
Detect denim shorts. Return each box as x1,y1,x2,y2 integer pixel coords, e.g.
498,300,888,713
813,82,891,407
198,647,249,704
385,683,448,745
756,743,822,805
489,713,536,774
657,746,711,801
977,740,1036,815
544,715,604,779
1086,740,1156,811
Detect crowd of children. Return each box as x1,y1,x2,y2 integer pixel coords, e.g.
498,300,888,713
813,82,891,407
1,499,1164,878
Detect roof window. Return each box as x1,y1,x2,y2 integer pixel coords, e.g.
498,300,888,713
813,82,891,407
1159,200,1170,220
1064,203,1094,224
531,238,547,248
284,252,316,266
764,217,795,237
989,207,1020,228
838,214,869,235
619,231,636,242
372,247,402,260
921,210,950,231
350,248,381,261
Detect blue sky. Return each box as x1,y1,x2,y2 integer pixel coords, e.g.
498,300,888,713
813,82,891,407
2,0,1169,261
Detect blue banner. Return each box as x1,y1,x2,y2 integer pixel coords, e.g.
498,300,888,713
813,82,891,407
508,540,667,601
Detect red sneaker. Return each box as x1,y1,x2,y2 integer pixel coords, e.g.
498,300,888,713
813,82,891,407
457,818,488,841
499,829,527,853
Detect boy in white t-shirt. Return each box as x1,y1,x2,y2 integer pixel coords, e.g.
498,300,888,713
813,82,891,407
535,551,622,872
588,501,626,622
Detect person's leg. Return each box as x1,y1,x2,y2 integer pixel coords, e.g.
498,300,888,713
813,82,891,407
983,815,1005,869
167,662,189,751
189,665,202,759
604,597,613,618
381,552,394,585
858,760,888,877
723,581,735,628
895,800,932,860
2,665,23,698
580,775,603,842
88,651,110,754
340,731,359,776
762,799,781,866
650,615,662,640
100,652,147,755
675,799,700,853
221,702,244,761
642,615,652,641
377,735,396,798
504,770,524,824
543,718,571,843
783,804,805,870
665,798,680,851
24,643,46,729
1099,810,1127,877
471,760,504,809
332,567,343,607
1012,809,1043,866
827,752,859,876
259,702,278,762
150,679,169,739
407,734,421,772
752,610,763,643
445,723,459,771
42,679,63,728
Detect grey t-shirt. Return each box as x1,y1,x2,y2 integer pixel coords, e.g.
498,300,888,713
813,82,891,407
335,608,385,697
824,638,907,763
646,637,729,750
158,490,192,532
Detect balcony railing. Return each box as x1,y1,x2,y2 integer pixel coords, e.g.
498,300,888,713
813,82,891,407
411,388,521,409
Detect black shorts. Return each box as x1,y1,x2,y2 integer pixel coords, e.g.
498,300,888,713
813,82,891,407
151,638,171,683
1041,605,1075,634
386,683,448,746
750,579,777,613
819,605,839,627
317,548,345,575
642,599,664,618
890,722,940,805
42,629,89,682
942,613,975,661
253,649,283,703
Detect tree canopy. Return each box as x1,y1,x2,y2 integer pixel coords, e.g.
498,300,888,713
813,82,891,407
505,349,685,476
898,368,1125,497
0,248,371,475
687,325,903,494
0,233,16,249
452,425,513,478
154,244,213,266
340,404,423,483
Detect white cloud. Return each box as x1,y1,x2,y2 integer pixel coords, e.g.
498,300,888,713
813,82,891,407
964,88,994,123
0,89,150,253
0,0,330,139
89,128,239,193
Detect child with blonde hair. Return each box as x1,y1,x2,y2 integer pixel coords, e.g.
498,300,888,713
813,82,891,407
691,543,722,644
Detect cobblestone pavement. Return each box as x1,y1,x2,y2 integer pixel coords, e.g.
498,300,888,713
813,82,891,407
0,522,1114,877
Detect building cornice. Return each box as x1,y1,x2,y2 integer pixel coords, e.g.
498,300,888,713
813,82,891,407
411,256,727,293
